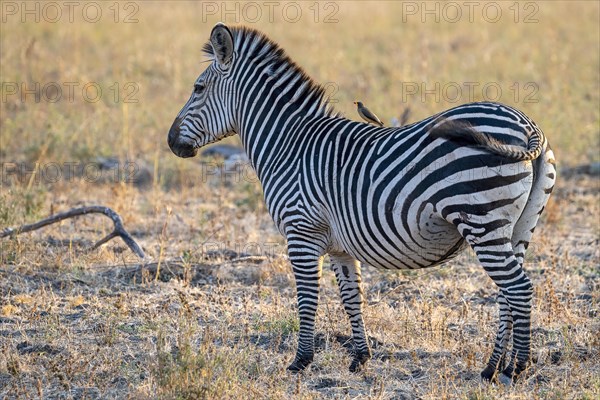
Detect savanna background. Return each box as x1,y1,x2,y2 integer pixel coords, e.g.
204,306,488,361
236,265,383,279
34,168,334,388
0,1,598,399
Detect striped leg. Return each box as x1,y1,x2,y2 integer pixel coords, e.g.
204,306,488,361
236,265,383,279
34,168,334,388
489,147,555,383
475,242,533,384
497,272,533,384
286,232,326,372
330,253,371,372
458,221,533,384
480,292,513,381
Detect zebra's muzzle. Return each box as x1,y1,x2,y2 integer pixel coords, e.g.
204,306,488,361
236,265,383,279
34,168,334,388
168,118,198,158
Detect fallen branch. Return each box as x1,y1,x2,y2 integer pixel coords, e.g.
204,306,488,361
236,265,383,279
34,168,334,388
0,206,145,259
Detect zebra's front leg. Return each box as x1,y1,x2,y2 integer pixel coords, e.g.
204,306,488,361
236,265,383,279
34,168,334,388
481,292,513,381
286,233,326,372
330,252,371,372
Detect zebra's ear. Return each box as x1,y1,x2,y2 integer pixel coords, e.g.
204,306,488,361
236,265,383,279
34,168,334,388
210,22,234,66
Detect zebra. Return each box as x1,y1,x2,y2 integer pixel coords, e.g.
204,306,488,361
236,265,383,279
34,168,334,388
167,23,556,384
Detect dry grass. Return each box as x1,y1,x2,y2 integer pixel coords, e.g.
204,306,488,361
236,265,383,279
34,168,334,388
0,175,598,399
1,1,599,399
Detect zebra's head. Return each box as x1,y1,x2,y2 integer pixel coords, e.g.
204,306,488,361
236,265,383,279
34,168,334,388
168,23,236,158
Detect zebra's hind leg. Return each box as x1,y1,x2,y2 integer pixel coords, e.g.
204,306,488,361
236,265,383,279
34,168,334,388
476,241,533,384
330,252,371,372
480,292,512,381
496,274,534,385
455,217,533,384
491,146,556,383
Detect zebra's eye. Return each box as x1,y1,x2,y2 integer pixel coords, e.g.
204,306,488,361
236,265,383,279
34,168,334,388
194,83,206,94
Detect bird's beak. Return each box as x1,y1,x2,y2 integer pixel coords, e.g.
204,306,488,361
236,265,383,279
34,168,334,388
353,101,357,105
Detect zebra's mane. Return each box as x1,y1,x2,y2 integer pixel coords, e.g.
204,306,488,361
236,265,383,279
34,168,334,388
202,26,341,118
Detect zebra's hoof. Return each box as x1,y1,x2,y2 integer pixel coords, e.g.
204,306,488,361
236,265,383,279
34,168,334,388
349,351,371,373
349,358,363,372
287,356,313,372
480,365,497,382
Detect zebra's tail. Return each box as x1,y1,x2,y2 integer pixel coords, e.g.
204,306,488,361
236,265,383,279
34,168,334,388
429,119,543,161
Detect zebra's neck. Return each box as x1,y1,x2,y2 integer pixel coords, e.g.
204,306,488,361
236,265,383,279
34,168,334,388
232,53,340,180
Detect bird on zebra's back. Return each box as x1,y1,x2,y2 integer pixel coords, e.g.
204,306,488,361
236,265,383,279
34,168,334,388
354,101,384,126
168,22,557,385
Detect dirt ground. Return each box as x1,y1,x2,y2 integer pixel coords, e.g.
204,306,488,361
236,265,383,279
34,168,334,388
0,166,598,400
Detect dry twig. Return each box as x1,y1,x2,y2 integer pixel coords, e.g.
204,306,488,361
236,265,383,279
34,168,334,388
0,205,145,259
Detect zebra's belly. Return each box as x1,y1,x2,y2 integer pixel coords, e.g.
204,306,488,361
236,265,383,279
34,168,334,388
329,203,466,270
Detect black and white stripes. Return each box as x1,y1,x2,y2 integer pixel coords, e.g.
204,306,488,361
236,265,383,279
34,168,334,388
168,23,556,384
